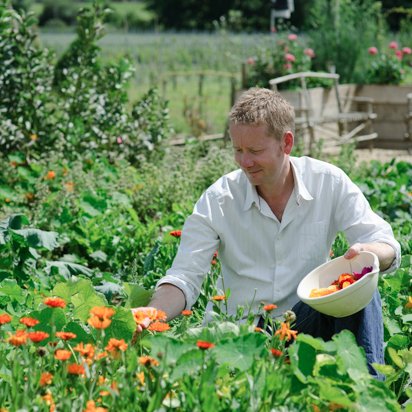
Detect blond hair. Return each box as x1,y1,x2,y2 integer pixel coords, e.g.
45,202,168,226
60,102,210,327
229,87,295,140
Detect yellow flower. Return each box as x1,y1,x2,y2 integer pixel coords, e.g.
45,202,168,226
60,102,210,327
405,296,412,309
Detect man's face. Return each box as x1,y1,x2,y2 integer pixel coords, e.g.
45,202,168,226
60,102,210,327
230,123,289,188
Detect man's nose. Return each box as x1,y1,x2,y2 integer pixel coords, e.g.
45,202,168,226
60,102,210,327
239,153,254,168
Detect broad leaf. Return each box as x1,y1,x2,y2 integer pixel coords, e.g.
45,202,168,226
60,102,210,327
46,261,94,279
0,279,26,304
12,228,58,250
52,279,107,321
123,283,153,308
288,340,317,383
103,307,136,343
333,330,369,379
213,333,266,371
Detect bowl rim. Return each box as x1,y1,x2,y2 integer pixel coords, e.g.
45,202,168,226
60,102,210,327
297,251,379,303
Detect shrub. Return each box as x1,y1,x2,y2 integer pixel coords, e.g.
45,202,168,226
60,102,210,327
0,1,171,165
363,41,412,85
243,33,316,89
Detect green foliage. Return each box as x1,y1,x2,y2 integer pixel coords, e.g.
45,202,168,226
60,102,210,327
306,0,384,83
0,0,171,164
0,3,55,155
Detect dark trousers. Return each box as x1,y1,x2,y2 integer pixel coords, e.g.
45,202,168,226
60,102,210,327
291,289,384,379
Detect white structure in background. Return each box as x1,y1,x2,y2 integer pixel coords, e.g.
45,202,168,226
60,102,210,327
270,0,295,31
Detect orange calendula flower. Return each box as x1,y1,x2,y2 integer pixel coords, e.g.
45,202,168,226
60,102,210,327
55,331,77,340
147,321,170,332
196,340,215,350
211,295,226,301
274,322,298,341
67,363,85,375
263,304,277,312
45,170,56,180
270,348,283,358
0,313,12,325
42,392,55,412
169,230,182,238
7,330,27,346
54,349,72,361
39,372,53,386
405,297,412,309
139,356,159,367
181,310,193,316
90,306,115,319
74,343,95,360
136,371,145,385
88,315,112,329
83,400,108,412
106,338,128,353
28,331,49,343
133,307,165,330
19,317,39,327
44,297,66,308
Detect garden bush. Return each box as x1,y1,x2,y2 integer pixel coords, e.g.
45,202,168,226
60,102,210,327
0,1,171,164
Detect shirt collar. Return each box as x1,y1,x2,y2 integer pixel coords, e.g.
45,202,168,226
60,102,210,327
242,158,314,211
243,172,260,211
290,157,314,204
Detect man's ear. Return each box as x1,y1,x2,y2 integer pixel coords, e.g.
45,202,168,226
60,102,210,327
282,131,294,154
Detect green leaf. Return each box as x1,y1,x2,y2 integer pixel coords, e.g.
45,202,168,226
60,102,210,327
123,283,153,308
387,334,409,350
147,335,196,367
32,307,67,334
11,228,58,250
46,261,94,279
62,321,94,344
333,330,369,379
213,333,266,371
0,214,28,231
90,250,108,262
317,381,353,407
387,347,404,369
384,317,402,336
288,340,317,383
0,279,26,304
52,279,107,321
103,307,136,343
297,333,336,352
170,349,203,381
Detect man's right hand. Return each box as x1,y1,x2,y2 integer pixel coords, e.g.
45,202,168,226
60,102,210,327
131,306,158,332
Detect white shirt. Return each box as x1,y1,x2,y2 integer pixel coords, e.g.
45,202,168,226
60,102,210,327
157,156,401,319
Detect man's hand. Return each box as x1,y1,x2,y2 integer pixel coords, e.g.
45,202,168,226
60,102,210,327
343,242,364,260
131,306,158,332
344,242,396,271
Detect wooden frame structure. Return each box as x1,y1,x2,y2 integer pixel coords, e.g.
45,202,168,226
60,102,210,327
269,72,378,153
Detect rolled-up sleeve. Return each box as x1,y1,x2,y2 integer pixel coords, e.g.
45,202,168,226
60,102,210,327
156,191,220,309
334,172,401,274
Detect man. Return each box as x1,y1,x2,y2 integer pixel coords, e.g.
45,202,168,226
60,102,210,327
137,88,400,376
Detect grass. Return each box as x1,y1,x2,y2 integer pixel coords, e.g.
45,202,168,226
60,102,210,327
37,32,276,136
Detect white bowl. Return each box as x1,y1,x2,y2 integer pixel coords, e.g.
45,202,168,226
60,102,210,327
297,251,380,318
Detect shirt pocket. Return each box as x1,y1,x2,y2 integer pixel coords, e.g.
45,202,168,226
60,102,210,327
298,221,329,263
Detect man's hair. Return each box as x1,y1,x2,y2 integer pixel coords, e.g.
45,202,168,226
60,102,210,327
229,87,295,140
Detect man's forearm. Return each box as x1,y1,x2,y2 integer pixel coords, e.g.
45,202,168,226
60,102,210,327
148,283,186,321
345,242,396,271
